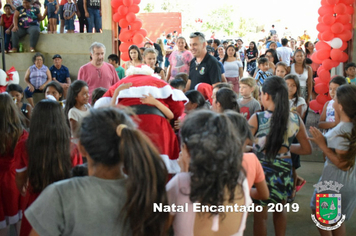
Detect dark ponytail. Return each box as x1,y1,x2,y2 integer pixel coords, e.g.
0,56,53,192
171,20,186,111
79,108,168,236
262,76,290,160
336,84,356,169
216,88,240,112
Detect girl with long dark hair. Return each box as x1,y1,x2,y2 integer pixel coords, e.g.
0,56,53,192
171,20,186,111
248,76,312,235
15,99,82,236
0,94,27,236
222,45,244,93
310,84,356,235
246,41,258,76
167,110,250,235
212,87,240,113
24,108,168,236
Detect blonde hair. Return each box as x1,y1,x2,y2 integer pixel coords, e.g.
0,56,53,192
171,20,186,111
240,77,259,100
156,38,166,57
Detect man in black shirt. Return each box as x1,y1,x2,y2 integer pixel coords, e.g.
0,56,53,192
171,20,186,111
189,32,221,90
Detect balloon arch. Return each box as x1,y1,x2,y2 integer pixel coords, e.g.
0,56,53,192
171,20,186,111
111,0,147,62
310,0,354,112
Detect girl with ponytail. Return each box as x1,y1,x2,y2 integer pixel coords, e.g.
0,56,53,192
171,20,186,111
310,84,356,235
24,108,168,236
248,76,312,235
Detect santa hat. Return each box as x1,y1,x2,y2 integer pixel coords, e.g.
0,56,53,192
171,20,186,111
195,83,213,104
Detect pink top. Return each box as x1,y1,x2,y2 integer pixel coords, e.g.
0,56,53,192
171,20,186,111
77,62,119,101
168,50,194,81
166,172,251,236
242,153,265,189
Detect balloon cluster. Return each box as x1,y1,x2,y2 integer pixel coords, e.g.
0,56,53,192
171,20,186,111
111,0,147,61
309,0,354,112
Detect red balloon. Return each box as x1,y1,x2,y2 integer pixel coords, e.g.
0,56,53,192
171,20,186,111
310,100,324,112
121,52,130,61
316,23,331,32
119,42,131,52
131,19,143,30
336,30,352,41
321,0,329,5
318,16,323,23
126,12,137,23
119,19,130,28
137,28,148,37
331,60,340,67
318,6,335,16
335,14,351,24
315,41,331,51
129,4,140,13
118,5,129,15
317,66,326,76
344,23,352,30
316,49,331,61
319,69,331,83
314,77,321,85
311,53,323,64
316,94,330,105
346,6,354,14
119,30,134,43
339,41,348,51
322,59,335,70
123,0,133,7
327,0,339,4
315,83,329,94
340,0,353,4
321,30,335,41
133,33,144,45
322,15,336,25
113,12,124,23
330,49,343,61
133,0,141,4
331,22,344,34
341,52,349,62
334,3,347,14
111,0,123,9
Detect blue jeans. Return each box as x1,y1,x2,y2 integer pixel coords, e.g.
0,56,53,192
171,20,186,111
86,8,101,33
3,28,11,51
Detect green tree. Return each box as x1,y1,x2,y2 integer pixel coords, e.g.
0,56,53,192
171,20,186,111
143,3,155,13
201,6,235,36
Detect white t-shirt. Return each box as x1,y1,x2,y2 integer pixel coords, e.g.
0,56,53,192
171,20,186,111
68,104,91,122
223,60,243,77
276,46,293,66
289,97,307,117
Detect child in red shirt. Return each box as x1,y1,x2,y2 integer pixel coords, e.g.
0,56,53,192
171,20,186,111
0,4,13,53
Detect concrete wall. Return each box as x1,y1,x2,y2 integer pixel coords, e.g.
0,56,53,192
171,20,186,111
0,30,113,89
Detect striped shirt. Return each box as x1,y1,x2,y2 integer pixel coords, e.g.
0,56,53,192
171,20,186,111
29,64,48,89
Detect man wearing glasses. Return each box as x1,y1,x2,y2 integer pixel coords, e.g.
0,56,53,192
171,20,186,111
189,32,221,90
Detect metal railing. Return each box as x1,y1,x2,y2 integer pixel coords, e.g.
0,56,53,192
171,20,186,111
0,26,5,70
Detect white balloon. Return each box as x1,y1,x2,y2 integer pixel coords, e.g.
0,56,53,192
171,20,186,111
326,38,343,49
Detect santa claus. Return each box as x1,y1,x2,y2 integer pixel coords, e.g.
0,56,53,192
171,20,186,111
94,65,188,174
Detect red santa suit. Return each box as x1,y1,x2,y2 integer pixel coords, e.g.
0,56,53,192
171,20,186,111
99,66,188,173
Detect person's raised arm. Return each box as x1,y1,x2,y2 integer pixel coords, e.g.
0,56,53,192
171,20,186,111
308,126,348,170
166,65,172,81
110,83,132,106
140,93,174,120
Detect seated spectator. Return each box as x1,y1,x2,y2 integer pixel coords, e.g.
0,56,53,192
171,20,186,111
107,54,125,79
0,4,14,53
24,53,52,107
10,0,43,53
50,54,71,98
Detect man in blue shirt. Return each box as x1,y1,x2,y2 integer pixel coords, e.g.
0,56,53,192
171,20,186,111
49,54,71,98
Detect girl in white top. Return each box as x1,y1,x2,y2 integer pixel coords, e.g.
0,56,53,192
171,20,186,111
222,45,243,93
64,80,91,138
285,75,307,120
290,49,313,104
319,76,348,130
167,110,251,236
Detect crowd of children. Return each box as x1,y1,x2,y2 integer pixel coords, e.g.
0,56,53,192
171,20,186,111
1,33,356,236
